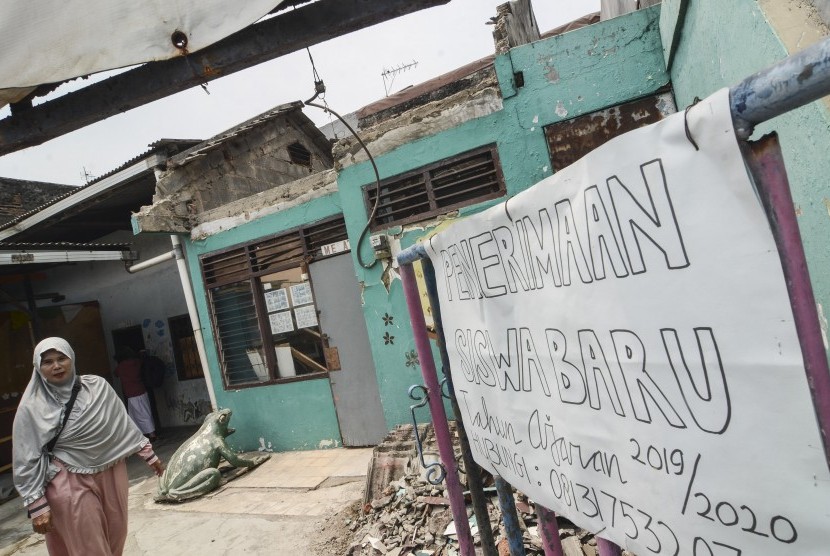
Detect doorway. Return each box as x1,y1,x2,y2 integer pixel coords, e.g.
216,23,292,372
111,325,161,431
310,253,387,446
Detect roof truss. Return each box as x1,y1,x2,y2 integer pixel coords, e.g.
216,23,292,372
0,0,449,156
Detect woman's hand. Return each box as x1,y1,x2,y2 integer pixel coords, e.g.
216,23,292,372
150,459,165,477
32,511,53,534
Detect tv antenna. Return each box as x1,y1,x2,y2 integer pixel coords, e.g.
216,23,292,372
381,60,418,96
81,166,96,184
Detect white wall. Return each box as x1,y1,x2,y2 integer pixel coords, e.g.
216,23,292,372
34,231,211,427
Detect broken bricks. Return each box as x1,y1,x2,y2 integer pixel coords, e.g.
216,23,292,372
340,423,611,556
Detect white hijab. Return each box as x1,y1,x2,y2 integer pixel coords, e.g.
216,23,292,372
12,337,148,506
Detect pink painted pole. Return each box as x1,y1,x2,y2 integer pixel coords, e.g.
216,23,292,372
534,505,564,556
744,135,830,466
400,262,475,556
596,537,623,556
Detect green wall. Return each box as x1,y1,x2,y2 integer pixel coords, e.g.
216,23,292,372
170,3,830,449
183,193,344,452
666,0,830,365
337,6,668,429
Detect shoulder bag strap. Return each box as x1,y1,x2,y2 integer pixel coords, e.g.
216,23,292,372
46,380,82,454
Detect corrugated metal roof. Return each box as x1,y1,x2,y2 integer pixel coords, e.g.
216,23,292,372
0,138,199,233
0,241,132,251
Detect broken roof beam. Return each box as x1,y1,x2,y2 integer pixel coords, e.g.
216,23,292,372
0,0,449,156
492,0,541,54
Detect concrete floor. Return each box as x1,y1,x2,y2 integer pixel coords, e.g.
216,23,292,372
0,427,374,556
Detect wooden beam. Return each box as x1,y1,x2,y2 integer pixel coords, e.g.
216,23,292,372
290,347,328,374
0,0,450,156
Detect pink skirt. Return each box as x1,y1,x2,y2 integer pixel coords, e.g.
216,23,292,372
44,459,129,556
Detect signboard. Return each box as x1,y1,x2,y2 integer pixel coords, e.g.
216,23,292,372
265,288,289,313
321,239,351,257
426,90,830,554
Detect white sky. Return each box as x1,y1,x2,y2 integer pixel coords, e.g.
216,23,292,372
0,0,599,186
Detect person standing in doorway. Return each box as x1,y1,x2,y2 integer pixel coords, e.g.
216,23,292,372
113,347,157,441
12,337,164,554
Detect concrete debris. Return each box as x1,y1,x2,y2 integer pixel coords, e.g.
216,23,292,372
342,423,609,556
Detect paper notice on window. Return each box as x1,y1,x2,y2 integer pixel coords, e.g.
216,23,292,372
293,305,318,329
265,288,289,313
268,311,294,335
290,282,313,306
425,89,830,555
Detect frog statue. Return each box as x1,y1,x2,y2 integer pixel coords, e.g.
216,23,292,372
155,408,270,502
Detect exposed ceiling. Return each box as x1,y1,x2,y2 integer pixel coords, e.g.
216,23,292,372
0,0,450,156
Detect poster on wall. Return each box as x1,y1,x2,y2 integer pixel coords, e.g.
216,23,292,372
268,311,294,335
294,305,318,329
426,89,830,554
290,282,313,306
265,288,289,313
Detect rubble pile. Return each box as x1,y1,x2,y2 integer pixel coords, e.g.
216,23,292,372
336,424,624,556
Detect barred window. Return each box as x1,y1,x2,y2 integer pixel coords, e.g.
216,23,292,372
364,145,505,229
201,216,348,388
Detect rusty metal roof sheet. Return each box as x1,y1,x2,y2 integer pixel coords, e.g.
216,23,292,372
0,241,132,251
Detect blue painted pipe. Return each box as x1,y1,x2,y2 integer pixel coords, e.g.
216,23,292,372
730,36,830,138
495,475,526,556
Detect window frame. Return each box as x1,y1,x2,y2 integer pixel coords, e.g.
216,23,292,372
200,215,348,389
363,144,506,231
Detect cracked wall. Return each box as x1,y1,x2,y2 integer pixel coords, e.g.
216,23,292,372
136,115,333,233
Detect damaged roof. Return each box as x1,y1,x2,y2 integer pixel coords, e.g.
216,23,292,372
0,139,199,243
164,101,333,171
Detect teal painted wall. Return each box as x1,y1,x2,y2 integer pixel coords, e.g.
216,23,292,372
667,0,830,365
183,193,344,452
337,7,668,429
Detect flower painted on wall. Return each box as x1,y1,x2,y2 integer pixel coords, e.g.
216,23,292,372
382,313,394,326
405,350,420,368
383,331,395,345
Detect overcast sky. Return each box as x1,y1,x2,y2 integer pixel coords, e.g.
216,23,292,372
0,0,599,186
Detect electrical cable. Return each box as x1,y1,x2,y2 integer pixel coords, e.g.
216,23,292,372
303,50,381,270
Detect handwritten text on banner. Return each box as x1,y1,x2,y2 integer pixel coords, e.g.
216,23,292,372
426,89,830,555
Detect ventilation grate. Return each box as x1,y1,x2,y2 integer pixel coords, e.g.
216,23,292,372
365,145,504,229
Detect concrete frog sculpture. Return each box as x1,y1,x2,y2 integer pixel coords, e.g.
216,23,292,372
156,408,270,502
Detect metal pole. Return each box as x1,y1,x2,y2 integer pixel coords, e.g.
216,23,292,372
400,262,475,556
171,235,217,410
126,249,176,273
743,135,830,466
494,476,526,556
534,504,565,556
421,257,498,556
730,36,830,139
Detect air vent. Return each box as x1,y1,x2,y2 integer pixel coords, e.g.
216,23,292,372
365,145,504,229
287,142,312,167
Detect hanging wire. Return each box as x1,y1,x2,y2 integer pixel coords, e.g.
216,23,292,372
303,48,381,270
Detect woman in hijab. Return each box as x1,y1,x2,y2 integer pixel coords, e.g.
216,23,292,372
12,337,165,555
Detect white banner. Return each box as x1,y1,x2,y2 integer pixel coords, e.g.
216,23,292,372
427,89,830,555
0,1,280,90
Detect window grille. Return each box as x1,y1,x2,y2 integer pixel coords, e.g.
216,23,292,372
303,216,348,257
210,282,264,386
287,142,312,167
364,145,505,229
200,215,348,388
